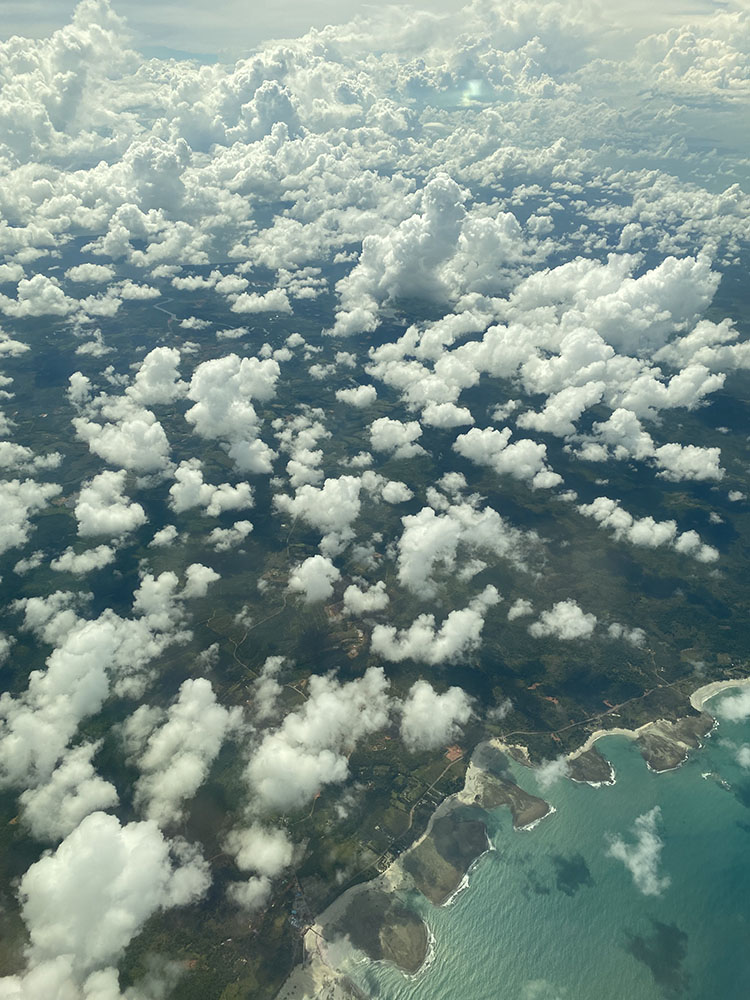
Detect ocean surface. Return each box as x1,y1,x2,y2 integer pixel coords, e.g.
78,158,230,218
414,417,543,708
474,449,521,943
341,692,750,1000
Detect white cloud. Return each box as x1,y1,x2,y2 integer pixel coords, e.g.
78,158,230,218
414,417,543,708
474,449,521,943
399,680,473,751
0,479,61,556
578,496,718,563
50,544,116,574
75,469,147,538
246,668,392,813
65,263,114,283
182,563,220,599
369,417,425,460
126,347,186,406
185,354,279,474
17,812,210,977
207,519,253,551
169,459,254,517
287,554,341,603
274,475,362,555
535,756,570,791
453,426,561,489
371,585,500,664
716,688,750,722
336,384,377,407
529,600,597,640
131,678,242,827
19,742,118,842
224,823,293,879
342,580,389,615
507,598,534,621
607,807,670,896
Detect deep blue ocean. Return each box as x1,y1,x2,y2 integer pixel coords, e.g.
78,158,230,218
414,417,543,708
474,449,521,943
342,690,750,1000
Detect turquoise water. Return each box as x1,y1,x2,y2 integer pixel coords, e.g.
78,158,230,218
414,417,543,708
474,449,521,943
344,695,750,1000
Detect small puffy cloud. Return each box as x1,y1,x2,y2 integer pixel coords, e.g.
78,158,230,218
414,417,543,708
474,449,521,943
396,502,532,599
287,554,341,603
18,812,210,977
252,656,285,721
207,519,253,552
370,417,425,459
453,426,561,489
578,496,718,563
230,288,291,314
421,401,475,428
126,347,186,406
19,743,118,842
607,622,646,647
182,563,220,599
224,823,293,878
534,756,570,791
246,667,392,812
336,385,377,407
507,598,534,621
715,688,750,722
131,678,242,827
342,580,389,615
529,600,597,640
0,275,78,318
371,585,500,664
607,807,670,896
0,479,62,556
75,470,147,539
185,354,279,474
380,480,413,503
50,545,116,574
73,396,171,473
65,263,115,284
149,524,179,547
274,475,362,555
399,680,473,751
169,459,253,517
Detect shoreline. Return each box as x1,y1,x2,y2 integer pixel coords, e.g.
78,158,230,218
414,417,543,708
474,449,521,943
276,674,750,999
689,677,750,712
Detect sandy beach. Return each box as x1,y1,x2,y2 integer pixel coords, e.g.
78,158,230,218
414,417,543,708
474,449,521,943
689,677,750,712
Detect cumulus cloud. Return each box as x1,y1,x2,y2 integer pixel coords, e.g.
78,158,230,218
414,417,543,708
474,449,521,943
607,807,670,896
529,600,597,640
72,394,171,474
246,668,391,812
207,519,253,551
371,585,500,664
287,554,341,603
453,426,561,489
716,688,750,722
578,496,718,563
130,678,242,827
342,580,389,615
396,502,533,599
252,656,285,721
169,459,253,517
274,475,362,555
126,347,186,406
75,469,147,538
336,384,377,407
399,680,473,751
369,417,425,460
16,812,209,980
19,742,118,842
184,354,279,474
50,544,117,574
0,479,61,556
535,756,570,791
